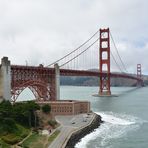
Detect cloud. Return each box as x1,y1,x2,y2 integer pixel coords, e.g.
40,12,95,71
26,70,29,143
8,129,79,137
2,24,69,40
0,0,148,74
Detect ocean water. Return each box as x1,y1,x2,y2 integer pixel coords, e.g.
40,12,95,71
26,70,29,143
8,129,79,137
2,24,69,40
60,86,148,148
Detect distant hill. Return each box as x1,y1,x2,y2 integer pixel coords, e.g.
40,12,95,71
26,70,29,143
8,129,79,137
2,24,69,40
60,76,98,86
60,76,138,87
60,69,148,86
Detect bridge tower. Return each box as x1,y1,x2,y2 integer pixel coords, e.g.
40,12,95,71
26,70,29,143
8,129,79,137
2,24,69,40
137,64,141,78
99,28,111,96
137,64,143,86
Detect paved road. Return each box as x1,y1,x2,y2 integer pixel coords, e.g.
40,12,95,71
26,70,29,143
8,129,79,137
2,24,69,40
48,113,94,148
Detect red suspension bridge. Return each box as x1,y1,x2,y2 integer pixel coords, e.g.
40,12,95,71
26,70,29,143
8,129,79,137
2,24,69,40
0,28,143,102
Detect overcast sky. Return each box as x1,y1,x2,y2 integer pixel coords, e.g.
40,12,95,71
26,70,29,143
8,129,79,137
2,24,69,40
0,0,148,74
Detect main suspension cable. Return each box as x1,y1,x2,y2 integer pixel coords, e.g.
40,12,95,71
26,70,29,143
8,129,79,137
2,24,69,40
110,31,128,73
47,30,99,67
110,51,123,73
60,38,99,67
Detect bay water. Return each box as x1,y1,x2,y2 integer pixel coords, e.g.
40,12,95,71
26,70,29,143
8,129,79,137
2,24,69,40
60,86,148,148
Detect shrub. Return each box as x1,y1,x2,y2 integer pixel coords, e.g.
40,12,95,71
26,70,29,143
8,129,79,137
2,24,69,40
1,124,30,145
19,127,30,139
0,118,17,134
41,104,51,113
48,120,57,127
2,134,21,145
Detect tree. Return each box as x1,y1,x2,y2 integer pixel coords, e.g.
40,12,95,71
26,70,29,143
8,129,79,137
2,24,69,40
0,100,40,128
12,101,40,127
0,100,12,117
25,101,40,127
41,104,51,113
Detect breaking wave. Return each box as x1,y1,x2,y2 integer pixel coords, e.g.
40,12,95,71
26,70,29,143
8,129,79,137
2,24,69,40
75,112,145,148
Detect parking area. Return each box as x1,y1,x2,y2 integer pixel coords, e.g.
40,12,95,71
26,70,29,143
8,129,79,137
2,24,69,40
48,113,95,148
55,113,94,128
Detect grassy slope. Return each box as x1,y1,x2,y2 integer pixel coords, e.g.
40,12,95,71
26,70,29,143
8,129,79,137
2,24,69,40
21,130,60,148
0,139,11,148
21,132,47,148
48,130,60,145
0,124,30,146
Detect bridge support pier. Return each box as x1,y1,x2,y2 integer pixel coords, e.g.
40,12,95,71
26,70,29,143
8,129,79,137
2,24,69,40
54,63,60,100
0,57,11,102
50,63,60,101
99,28,111,96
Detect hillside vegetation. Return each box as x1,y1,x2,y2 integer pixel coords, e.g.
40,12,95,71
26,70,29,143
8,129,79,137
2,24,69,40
0,100,40,146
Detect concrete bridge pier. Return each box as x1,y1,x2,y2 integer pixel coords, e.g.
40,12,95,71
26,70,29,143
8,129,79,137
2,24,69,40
0,57,11,102
50,63,60,101
54,63,60,100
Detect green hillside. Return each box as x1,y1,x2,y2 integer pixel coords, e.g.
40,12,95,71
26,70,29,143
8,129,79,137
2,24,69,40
0,100,40,146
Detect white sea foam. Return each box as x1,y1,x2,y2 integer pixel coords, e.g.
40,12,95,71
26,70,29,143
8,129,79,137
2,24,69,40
98,112,135,125
75,112,142,148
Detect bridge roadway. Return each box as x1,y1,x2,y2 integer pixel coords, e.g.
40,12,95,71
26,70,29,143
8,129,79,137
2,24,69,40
11,65,142,82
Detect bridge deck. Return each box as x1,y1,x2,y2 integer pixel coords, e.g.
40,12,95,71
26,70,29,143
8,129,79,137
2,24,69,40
11,65,142,81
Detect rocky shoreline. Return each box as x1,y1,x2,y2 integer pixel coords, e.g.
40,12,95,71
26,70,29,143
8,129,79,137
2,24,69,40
65,113,103,148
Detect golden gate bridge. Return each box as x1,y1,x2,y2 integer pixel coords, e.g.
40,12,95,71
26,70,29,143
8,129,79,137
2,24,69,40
0,28,143,102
